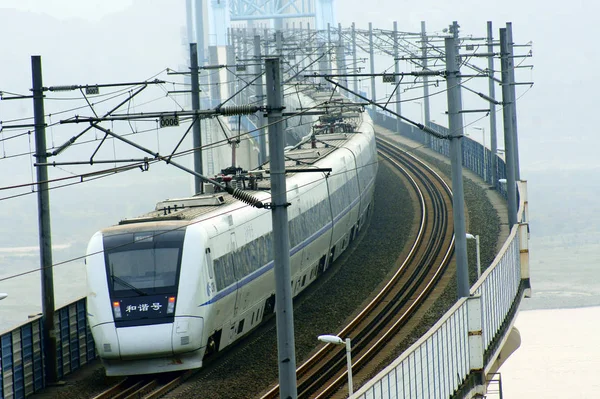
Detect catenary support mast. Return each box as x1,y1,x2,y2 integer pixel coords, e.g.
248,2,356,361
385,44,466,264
487,21,498,188
266,57,298,399
500,28,518,228
444,25,470,298
190,43,204,194
32,55,59,384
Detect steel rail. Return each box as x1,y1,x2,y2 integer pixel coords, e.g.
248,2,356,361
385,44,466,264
91,370,194,399
307,138,454,398
260,136,454,399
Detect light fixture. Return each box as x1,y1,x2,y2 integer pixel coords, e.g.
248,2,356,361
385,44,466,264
318,335,353,395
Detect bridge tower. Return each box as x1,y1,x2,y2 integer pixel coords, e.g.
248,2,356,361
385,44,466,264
187,0,337,47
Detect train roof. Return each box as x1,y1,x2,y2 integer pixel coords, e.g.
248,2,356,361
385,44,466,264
115,111,365,226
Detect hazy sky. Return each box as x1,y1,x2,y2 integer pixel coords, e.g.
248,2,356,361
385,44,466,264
2,0,596,173
1,0,135,20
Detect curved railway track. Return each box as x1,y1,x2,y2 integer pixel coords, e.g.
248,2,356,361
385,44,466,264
92,137,455,399
260,136,455,398
91,371,192,399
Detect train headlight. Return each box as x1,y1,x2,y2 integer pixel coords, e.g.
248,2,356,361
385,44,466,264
112,301,122,319
167,296,176,314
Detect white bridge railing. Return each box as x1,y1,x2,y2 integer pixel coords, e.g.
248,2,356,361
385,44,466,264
353,178,530,399
353,114,530,398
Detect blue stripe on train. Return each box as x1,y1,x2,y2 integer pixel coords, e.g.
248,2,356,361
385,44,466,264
199,177,375,307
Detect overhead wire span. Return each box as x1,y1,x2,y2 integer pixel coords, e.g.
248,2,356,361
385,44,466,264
0,155,380,283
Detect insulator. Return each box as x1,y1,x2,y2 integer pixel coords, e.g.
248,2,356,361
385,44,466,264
217,105,260,116
48,85,78,92
227,186,264,208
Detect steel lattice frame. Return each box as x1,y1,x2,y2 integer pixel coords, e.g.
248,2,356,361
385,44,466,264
230,0,316,21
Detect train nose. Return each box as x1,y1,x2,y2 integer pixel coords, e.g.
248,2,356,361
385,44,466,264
117,323,174,358
116,317,204,359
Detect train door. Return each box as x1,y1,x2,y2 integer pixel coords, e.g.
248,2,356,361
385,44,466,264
229,232,240,318
205,248,216,300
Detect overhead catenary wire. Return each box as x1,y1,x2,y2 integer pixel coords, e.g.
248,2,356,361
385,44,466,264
0,97,331,198
0,155,381,284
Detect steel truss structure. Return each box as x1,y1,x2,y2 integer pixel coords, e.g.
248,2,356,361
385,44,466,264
230,0,316,21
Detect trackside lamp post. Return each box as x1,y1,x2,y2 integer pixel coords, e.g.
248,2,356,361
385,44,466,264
318,334,353,396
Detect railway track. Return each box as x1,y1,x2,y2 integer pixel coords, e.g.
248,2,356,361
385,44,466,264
91,371,193,399
260,136,455,398
91,137,454,399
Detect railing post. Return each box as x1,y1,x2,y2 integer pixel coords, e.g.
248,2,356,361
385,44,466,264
519,223,531,297
468,294,485,394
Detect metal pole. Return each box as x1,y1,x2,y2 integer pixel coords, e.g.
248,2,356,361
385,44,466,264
487,21,498,188
226,44,235,103
243,29,249,104
254,35,267,165
393,21,401,134
275,30,284,88
190,43,204,194
499,28,518,228
421,21,432,147
444,33,470,298
506,22,521,180
475,235,481,278
351,22,358,101
306,28,313,79
337,23,348,94
345,338,354,396
185,0,194,43
327,23,333,78
482,128,487,182
208,46,222,107
318,50,329,89
32,55,58,384
264,28,270,54
369,22,376,111
194,0,206,108
265,57,298,399
194,0,205,61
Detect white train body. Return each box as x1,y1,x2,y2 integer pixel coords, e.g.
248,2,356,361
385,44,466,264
86,110,378,376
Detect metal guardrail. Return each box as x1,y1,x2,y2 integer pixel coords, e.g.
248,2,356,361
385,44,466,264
369,110,508,199
0,298,96,398
353,199,528,399
352,114,530,398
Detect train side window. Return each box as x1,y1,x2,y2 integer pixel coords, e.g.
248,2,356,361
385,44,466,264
205,248,214,279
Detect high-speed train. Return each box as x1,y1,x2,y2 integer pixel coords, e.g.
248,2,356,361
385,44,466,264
85,104,378,376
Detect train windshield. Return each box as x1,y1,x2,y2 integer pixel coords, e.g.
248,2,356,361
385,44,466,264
103,230,185,297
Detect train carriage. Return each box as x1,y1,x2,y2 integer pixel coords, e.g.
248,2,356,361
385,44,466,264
85,104,378,376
